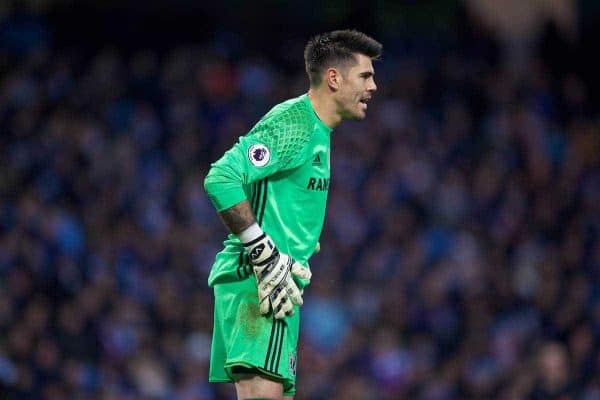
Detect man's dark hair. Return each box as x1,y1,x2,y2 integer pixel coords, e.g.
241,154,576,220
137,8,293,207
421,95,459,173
304,29,382,87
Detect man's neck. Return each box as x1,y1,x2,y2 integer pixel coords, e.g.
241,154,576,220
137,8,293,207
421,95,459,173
307,88,341,129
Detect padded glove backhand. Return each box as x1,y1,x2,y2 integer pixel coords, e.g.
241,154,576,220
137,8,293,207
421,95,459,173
243,232,310,319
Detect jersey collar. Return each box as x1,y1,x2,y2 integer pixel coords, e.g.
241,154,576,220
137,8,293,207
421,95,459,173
302,93,332,134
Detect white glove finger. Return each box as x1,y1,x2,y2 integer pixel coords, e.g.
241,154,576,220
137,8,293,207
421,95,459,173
271,287,290,319
291,263,312,281
271,285,288,307
274,295,293,319
259,295,271,315
285,279,303,306
258,284,281,315
258,284,272,308
274,308,286,319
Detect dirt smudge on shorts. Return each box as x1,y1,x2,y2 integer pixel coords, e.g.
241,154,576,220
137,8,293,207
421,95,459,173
237,293,262,337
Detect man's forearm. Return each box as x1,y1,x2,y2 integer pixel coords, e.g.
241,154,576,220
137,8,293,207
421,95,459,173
218,200,257,234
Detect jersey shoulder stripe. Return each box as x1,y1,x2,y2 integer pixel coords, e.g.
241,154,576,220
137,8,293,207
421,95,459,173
250,178,269,226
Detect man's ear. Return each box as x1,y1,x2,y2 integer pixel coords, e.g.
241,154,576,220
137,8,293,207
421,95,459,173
325,67,341,91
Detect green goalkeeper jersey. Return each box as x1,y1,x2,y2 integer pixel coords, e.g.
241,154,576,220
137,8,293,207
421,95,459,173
204,94,331,286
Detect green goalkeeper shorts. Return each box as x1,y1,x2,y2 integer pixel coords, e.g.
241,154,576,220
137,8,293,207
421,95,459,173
209,276,300,396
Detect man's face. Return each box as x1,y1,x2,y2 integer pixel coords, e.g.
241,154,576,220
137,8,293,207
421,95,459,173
335,53,377,121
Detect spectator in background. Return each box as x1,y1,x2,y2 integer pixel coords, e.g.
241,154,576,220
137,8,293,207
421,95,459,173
529,341,573,399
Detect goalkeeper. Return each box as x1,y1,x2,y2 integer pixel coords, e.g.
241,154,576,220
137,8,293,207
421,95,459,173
204,29,382,400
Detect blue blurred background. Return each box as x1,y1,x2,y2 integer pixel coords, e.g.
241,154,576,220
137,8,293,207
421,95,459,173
0,1,599,399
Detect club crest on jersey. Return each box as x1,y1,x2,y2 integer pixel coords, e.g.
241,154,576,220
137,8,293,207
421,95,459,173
289,352,297,377
248,144,270,167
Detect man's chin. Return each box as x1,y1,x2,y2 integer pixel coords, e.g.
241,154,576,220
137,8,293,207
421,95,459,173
341,108,367,121
353,111,367,120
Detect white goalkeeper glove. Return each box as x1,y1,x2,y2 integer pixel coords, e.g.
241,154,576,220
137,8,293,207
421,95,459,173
241,224,311,319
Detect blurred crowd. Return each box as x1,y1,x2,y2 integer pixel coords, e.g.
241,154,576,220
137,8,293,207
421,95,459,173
1,4,599,400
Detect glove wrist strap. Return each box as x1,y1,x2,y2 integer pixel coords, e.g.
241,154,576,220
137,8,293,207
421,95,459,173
238,222,263,244
240,223,278,266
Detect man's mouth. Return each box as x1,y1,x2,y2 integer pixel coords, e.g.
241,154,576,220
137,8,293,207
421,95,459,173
359,96,370,109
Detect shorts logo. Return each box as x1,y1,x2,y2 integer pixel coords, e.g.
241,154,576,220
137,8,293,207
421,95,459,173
248,144,270,167
289,352,297,377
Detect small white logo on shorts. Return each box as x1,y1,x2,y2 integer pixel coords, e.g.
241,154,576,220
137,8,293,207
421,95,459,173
289,352,297,377
248,144,270,167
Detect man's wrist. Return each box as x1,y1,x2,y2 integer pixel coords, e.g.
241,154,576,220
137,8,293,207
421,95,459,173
237,222,264,244
239,223,278,266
